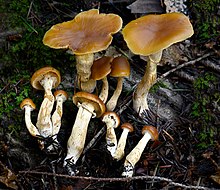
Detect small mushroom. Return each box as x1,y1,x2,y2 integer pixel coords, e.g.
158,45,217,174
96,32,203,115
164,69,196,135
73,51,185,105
46,90,68,151
106,56,130,111
113,123,134,161
31,67,61,141
91,56,113,103
102,111,120,156
122,13,194,115
43,9,122,92
121,125,158,177
20,98,40,137
64,92,105,176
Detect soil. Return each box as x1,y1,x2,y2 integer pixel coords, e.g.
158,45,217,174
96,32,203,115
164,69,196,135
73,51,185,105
0,0,220,190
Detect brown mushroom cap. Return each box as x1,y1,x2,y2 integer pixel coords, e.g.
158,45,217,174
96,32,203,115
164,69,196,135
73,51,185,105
20,98,36,110
142,125,158,141
91,56,113,80
110,56,130,77
122,13,194,56
54,90,68,99
72,92,106,118
43,9,123,55
102,111,120,128
121,122,134,132
31,66,61,90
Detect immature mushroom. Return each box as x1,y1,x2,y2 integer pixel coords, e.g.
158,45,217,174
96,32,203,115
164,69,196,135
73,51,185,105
122,13,194,115
31,67,61,141
91,56,113,103
102,111,120,156
43,9,122,92
113,123,134,161
20,98,40,137
47,90,68,151
64,92,105,176
106,56,130,111
121,125,158,177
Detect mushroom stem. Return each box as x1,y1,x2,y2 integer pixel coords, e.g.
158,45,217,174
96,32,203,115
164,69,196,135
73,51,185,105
113,128,130,161
105,124,118,155
76,54,96,92
52,95,65,136
99,77,109,103
122,132,151,177
64,102,95,175
106,77,123,111
102,112,120,156
133,59,157,115
36,76,56,138
23,105,40,137
46,92,67,151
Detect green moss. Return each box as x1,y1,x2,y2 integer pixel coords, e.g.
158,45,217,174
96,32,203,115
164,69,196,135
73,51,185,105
188,0,220,42
0,0,75,135
191,73,219,148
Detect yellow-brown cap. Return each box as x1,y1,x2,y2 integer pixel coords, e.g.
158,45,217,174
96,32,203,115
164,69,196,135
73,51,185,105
43,9,123,55
31,66,61,90
121,122,134,132
142,125,158,141
122,13,194,56
91,56,113,80
20,98,36,110
54,90,68,100
72,91,106,118
102,111,120,128
110,56,130,77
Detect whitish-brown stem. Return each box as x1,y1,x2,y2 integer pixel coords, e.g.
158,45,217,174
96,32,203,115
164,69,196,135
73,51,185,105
76,54,96,92
24,106,40,137
52,94,67,136
106,77,123,111
133,51,162,115
64,102,95,167
102,113,119,156
99,77,109,103
36,76,56,138
133,60,157,115
122,132,151,177
113,128,130,161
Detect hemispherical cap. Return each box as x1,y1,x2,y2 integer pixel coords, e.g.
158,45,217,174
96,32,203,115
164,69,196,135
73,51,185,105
31,67,61,90
91,56,113,80
20,98,36,110
72,92,106,118
110,56,130,77
43,9,123,55
142,125,158,141
121,122,134,132
54,90,68,100
122,13,194,56
102,111,120,128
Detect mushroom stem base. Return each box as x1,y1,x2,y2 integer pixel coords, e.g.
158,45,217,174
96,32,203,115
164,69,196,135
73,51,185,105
133,60,157,115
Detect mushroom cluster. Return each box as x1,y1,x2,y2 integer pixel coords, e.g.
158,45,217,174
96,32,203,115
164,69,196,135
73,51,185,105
20,66,68,153
43,9,122,93
19,9,195,178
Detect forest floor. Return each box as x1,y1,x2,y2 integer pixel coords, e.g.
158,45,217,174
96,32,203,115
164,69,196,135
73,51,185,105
0,0,220,189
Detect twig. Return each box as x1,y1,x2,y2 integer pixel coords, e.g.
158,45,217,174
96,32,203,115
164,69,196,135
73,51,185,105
18,170,216,190
156,52,214,82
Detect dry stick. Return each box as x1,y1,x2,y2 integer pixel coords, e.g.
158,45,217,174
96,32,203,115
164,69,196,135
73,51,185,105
19,170,216,190
156,52,213,83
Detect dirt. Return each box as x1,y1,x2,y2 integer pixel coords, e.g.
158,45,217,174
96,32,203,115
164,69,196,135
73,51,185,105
0,0,220,190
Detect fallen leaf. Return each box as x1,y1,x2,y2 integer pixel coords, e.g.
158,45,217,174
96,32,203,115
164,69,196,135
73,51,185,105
210,169,220,185
0,161,18,189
